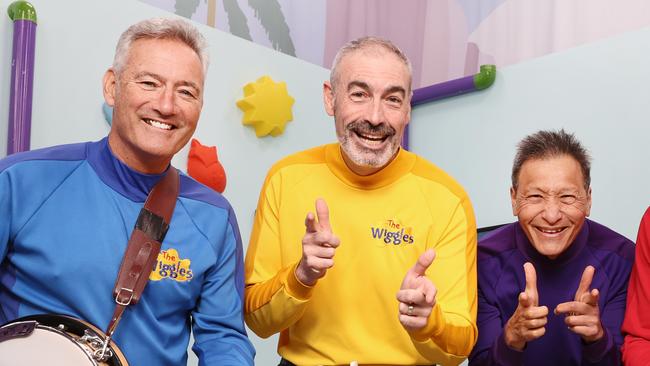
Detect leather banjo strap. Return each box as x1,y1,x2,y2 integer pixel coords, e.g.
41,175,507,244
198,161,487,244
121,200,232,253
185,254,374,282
105,167,180,340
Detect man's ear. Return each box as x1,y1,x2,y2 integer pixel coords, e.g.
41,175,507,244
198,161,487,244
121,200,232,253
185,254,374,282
585,187,592,217
103,69,117,107
323,81,335,116
510,187,518,216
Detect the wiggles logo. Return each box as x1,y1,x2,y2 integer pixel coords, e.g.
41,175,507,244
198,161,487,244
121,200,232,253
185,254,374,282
370,219,415,245
149,248,193,282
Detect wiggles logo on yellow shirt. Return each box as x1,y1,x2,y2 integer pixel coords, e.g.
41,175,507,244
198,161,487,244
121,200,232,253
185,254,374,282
150,248,193,282
370,219,415,245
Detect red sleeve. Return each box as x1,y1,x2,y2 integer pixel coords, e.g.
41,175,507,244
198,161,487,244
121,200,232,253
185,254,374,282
622,207,650,366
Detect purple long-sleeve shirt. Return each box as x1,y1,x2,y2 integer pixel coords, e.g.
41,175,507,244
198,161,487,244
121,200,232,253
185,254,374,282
469,220,634,365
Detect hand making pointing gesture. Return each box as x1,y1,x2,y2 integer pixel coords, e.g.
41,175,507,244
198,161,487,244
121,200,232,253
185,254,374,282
396,249,438,332
554,265,604,343
504,262,549,350
295,199,340,286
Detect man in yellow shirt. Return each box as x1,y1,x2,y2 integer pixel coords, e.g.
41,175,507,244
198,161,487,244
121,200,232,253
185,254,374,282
244,36,477,365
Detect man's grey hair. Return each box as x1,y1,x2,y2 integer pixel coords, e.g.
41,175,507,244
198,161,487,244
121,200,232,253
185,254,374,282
330,36,412,92
512,129,592,190
112,17,209,76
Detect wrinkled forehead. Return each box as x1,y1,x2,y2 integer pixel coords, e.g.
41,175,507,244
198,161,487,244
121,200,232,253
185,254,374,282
125,38,202,68
338,48,412,89
123,38,205,82
517,156,588,192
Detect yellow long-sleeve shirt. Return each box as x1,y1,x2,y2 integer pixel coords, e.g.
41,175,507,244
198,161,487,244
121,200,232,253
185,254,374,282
245,143,477,365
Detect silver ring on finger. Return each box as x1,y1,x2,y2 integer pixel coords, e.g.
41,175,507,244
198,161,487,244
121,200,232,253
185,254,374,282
407,305,414,316
310,268,321,274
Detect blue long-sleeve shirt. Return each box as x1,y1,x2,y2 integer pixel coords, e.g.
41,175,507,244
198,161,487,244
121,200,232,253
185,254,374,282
0,138,255,365
469,220,634,366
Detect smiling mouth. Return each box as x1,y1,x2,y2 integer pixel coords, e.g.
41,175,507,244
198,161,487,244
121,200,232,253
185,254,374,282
535,226,567,235
143,118,174,131
353,130,388,144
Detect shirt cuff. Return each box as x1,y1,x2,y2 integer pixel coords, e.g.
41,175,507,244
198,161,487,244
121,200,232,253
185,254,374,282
582,326,613,363
493,331,524,365
409,302,443,342
285,262,315,300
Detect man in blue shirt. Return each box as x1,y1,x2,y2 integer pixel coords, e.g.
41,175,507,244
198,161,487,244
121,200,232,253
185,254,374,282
0,18,254,365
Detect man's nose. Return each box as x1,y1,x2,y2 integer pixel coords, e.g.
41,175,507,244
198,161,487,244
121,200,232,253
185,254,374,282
541,199,562,224
366,99,385,126
154,87,177,115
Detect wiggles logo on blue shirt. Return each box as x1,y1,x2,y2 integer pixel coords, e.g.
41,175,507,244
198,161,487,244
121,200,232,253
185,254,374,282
149,248,194,282
370,219,415,245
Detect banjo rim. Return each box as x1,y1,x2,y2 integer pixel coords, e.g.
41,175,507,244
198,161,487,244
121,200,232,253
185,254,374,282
0,313,128,366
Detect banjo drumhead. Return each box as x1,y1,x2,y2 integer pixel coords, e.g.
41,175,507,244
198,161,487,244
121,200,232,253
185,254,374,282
0,325,97,365
0,314,128,366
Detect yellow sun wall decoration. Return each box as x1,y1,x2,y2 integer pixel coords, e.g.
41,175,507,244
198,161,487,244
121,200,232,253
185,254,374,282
236,76,295,137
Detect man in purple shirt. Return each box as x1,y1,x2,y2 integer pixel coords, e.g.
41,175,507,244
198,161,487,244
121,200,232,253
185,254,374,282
469,129,634,365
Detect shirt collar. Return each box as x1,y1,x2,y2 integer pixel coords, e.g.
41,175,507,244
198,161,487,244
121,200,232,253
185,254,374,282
87,137,169,202
324,143,416,189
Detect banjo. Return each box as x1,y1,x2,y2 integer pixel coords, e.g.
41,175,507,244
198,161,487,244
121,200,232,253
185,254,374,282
0,168,179,366
0,314,127,365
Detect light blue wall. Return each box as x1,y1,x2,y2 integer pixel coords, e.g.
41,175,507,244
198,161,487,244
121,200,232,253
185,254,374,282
411,27,650,241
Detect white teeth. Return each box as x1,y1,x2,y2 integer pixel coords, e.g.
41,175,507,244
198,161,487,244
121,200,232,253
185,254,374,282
145,119,172,130
357,132,384,141
540,228,563,234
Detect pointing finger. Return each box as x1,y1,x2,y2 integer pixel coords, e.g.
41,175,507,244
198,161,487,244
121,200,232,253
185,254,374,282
326,234,341,249
518,291,532,308
585,288,599,307
396,289,425,305
525,305,549,319
524,262,538,303
411,249,436,277
575,265,595,301
555,301,597,316
304,212,317,233
420,280,437,304
315,198,331,231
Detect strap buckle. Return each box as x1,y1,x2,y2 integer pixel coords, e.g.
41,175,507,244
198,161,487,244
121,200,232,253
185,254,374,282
114,288,134,306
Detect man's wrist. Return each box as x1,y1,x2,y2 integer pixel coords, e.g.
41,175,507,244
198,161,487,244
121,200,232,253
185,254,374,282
495,331,525,365
505,337,525,351
285,262,316,300
504,322,525,351
581,325,612,363
294,261,317,286
582,322,605,344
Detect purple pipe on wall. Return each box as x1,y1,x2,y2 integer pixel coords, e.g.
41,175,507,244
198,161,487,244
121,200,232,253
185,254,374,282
402,65,496,150
7,2,38,155
411,75,477,107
